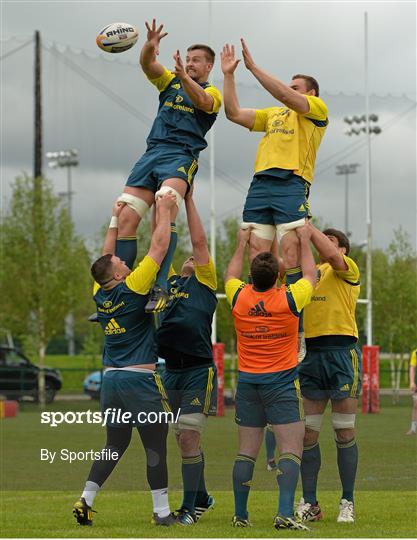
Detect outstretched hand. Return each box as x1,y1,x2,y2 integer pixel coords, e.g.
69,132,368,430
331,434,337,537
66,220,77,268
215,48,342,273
145,18,168,55
172,49,187,79
112,200,126,217
220,44,241,75
240,38,256,71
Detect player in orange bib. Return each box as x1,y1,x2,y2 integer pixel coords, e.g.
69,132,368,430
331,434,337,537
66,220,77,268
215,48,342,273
224,225,317,531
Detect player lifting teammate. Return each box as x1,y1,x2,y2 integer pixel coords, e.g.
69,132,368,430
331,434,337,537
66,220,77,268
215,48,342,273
156,188,217,525
221,41,328,360
73,193,177,527
115,19,221,313
225,224,317,530
296,223,361,524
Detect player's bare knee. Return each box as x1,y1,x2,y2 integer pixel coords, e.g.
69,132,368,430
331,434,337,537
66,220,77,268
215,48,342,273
304,427,320,447
117,207,140,236
178,429,201,455
335,428,355,444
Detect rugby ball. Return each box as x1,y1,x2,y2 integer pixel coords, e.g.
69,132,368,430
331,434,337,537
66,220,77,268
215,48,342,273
96,22,138,53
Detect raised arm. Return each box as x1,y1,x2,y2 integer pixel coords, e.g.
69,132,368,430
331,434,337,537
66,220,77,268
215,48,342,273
225,228,251,282
221,44,256,128
102,201,126,255
147,193,177,265
295,224,317,287
240,38,309,114
172,50,215,113
307,222,348,271
140,19,168,79
185,188,210,265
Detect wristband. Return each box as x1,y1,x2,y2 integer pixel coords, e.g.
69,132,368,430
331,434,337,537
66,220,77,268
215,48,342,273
109,216,118,229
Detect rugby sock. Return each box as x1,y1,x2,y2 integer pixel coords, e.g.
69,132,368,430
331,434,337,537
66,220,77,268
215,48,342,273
116,236,137,269
301,442,321,504
151,488,170,518
155,223,177,289
138,423,168,491
265,429,277,462
81,481,100,508
195,451,209,505
232,454,255,519
336,439,358,503
181,454,204,512
276,453,301,518
285,266,303,332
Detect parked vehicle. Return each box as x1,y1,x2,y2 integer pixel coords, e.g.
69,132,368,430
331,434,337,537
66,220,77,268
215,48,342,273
0,346,62,403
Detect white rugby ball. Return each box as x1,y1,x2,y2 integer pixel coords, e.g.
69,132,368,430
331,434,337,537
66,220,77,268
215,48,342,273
96,22,138,53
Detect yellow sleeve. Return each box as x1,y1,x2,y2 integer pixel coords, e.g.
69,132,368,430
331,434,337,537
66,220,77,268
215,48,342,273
336,255,360,284
288,278,314,312
168,265,176,279
303,96,328,121
251,108,270,132
225,278,245,307
147,67,176,92
195,258,217,291
410,350,417,367
125,255,160,295
204,85,222,113
93,281,100,295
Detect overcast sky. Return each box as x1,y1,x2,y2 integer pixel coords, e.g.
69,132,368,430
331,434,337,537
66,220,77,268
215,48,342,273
1,0,416,250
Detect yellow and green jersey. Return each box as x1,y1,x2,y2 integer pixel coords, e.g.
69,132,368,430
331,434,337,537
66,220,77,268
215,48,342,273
304,255,360,339
93,255,160,367
251,95,328,183
156,258,218,359
146,67,222,158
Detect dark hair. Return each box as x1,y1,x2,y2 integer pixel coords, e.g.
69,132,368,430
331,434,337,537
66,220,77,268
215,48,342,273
187,44,215,63
323,228,350,255
91,254,114,285
250,252,279,291
292,74,320,97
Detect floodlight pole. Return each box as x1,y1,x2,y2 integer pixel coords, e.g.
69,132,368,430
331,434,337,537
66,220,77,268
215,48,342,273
364,12,372,346
335,164,359,236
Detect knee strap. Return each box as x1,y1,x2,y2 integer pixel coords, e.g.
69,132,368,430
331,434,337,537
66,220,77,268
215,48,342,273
241,221,275,241
155,185,183,207
171,413,206,434
332,412,356,430
117,193,150,218
305,414,324,432
276,218,306,242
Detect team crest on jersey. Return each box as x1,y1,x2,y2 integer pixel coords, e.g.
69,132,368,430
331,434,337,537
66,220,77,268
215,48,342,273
175,95,184,103
172,83,181,89
103,300,112,308
248,301,272,317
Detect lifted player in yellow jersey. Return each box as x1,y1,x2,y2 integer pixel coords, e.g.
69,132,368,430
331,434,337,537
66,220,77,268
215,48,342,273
296,223,361,525
406,348,417,435
220,41,328,361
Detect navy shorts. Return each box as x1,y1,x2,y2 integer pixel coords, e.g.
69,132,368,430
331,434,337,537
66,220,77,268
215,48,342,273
235,371,304,427
243,173,311,225
163,364,217,417
100,370,171,427
299,345,362,401
126,144,198,193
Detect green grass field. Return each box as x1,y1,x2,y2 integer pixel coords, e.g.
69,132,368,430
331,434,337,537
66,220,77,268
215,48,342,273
1,397,416,537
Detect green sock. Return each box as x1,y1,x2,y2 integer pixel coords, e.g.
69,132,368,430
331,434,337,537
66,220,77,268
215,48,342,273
181,454,203,512
301,442,321,504
195,452,209,506
155,223,177,289
115,236,137,269
232,454,255,520
277,453,301,518
336,439,358,503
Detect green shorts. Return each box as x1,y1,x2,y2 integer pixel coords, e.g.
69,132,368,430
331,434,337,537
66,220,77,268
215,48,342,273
242,173,311,225
298,345,362,400
162,364,217,416
100,370,171,427
235,369,304,427
126,144,198,193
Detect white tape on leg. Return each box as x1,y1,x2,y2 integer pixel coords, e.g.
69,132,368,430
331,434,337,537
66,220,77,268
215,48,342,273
117,193,150,218
155,185,183,207
241,222,275,241
276,218,306,242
